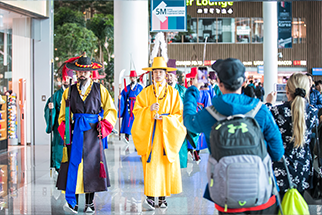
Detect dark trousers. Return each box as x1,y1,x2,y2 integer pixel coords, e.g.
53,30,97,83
86,192,95,204
218,202,278,215
74,193,95,205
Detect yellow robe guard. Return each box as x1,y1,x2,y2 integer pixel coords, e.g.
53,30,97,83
132,85,187,197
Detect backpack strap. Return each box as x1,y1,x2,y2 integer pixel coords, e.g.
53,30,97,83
206,101,262,121
244,101,262,118
206,106,227,121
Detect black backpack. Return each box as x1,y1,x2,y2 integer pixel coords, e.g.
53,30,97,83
205,102,276,209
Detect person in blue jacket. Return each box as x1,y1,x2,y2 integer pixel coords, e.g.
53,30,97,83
183,58,284,214
306,73,322,109
118,70,143,143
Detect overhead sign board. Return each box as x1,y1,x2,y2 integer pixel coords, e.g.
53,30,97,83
151,0,186,32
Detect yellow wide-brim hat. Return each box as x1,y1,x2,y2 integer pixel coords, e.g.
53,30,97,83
142,57,177,72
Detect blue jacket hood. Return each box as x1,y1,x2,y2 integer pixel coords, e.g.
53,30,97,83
212,94,260,116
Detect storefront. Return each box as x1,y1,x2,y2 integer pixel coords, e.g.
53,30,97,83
165,1,321,82
0,1,53,150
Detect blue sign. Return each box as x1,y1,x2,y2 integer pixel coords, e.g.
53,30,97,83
278,2,292,48
312,68,322,76
151,0,186,32
257,65,264,74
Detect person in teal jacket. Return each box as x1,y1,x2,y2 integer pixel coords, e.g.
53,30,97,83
44,71,73,172
183,58,284,214
166,59,188,168
208,71,222,96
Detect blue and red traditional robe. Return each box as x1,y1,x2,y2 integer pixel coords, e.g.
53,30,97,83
208,85,215,100
187,89,212,151
118,83,143,135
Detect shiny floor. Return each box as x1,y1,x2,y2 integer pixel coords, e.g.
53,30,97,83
0,136,321,215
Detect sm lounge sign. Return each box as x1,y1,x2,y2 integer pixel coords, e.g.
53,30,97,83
187,0,234,15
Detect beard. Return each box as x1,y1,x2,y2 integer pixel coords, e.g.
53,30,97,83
168,81,173,86
63,84,69,89
130,81,136,86
78,77,88,88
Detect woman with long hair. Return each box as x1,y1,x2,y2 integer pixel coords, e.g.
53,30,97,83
267,73,318,199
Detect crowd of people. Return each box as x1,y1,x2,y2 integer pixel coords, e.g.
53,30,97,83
44,53,322,214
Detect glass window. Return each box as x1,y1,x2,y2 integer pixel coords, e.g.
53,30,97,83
183,18,197,43
292,18,306,44
198,18,216,43
235,18,250,43
251,18,263,43
217,18,235,43
292,18,298,44
167,32,180,43
0,30,12,92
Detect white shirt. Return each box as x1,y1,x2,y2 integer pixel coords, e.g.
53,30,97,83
79,79,91,100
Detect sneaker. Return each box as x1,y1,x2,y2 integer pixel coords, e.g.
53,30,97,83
142,197,155,211
188,151,193,161
84,203,95,213
158,198,168,208
63,202,78,214
123,136,129,144
111,129,118,135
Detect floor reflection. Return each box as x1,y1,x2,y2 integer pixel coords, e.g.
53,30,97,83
0,138,319,214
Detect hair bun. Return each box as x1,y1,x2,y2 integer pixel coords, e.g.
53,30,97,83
294,88,306,98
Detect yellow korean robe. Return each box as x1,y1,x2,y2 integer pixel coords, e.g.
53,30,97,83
132,85,186,197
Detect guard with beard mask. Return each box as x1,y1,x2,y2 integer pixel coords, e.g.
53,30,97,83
56,54,117,214
118,70,143,144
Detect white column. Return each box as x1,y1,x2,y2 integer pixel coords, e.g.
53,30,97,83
114,0,149,107
263,2,278,98
12,18,31,144
33,1,53,145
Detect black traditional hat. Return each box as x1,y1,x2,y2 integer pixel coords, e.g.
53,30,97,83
66,54,103,72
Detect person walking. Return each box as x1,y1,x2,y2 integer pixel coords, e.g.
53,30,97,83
255,82,265,101
183,58,284,214
118,70,143,144
44,57,75,173
267,73,318,199
306,73,322,109
56,54,117,214
131,57,186,210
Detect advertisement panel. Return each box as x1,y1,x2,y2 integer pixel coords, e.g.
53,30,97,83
278,2,292,48
151,0,186,32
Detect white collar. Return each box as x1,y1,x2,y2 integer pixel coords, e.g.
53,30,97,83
131,82,137,90
80,79,91,96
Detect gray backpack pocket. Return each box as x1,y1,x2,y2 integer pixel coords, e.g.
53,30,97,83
207,155,272,209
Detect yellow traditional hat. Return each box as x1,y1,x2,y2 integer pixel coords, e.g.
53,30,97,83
142,57,177,72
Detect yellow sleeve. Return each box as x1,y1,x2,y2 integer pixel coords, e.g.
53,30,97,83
131,88,154,156
58,88,69,125
162,88,187,163
100,84,117,127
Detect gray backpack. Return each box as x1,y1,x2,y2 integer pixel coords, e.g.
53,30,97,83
206,102,274,210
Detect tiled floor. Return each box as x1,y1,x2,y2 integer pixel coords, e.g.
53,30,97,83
0,136,320,215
